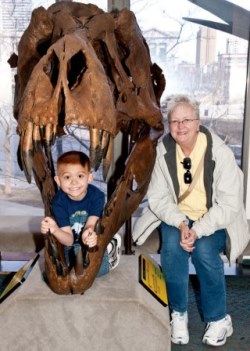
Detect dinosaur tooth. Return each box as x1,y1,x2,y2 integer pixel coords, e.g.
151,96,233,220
21,121,34,183
39,125,45,141
44,123,54,170
45,123,53,146
94,129,110,172
33,124,41,152
89,127,99,169
103,136,113,180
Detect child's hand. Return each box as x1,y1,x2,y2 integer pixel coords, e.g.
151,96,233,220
41,217,59,235
82,230,97,248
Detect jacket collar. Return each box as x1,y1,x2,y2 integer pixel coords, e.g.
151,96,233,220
162,125,214,208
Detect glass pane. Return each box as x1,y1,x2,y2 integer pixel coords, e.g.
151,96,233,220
0,0,248,208
0,1,56,207
0,0,109,207
131,0,250,167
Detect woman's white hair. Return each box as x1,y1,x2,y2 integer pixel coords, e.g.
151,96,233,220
166,94,200,121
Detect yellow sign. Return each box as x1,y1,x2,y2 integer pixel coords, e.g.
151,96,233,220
139,254,168,306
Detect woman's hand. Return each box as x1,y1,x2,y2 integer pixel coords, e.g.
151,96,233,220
180,227,197,252
179,221,189,240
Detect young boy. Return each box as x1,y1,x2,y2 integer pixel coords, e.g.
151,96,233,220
40,151,121,275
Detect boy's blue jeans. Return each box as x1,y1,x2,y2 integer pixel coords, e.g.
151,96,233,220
64,245,109,277
160,221,227,322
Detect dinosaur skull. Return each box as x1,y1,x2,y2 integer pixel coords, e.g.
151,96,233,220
9,1,165,294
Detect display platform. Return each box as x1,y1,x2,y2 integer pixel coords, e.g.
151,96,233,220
0,252,170,351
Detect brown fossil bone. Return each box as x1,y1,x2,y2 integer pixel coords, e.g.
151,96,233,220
9,1,165,294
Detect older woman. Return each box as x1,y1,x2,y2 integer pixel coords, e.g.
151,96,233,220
134,95,249,346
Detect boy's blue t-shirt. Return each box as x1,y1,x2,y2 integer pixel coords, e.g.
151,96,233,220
52,184,105,244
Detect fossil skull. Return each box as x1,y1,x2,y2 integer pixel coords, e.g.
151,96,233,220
9,1,165,294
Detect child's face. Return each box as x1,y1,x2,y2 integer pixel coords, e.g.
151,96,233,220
54,163,93,201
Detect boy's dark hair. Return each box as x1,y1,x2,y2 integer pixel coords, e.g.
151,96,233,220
57,151,91,171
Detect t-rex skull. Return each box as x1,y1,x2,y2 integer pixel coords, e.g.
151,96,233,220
9,1,165,294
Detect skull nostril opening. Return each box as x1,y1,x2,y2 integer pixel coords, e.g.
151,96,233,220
43,50,59,88
67,51,87,90
58,88,66,129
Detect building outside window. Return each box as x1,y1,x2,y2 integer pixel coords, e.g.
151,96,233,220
131,0,249,168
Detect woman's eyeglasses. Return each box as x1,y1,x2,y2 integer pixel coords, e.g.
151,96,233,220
169,118,199,126
181,157,192,184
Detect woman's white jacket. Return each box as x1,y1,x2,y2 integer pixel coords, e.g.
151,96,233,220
133,126,250,263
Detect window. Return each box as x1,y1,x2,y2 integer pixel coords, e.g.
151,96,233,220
0,0,249,201
131,0,250,168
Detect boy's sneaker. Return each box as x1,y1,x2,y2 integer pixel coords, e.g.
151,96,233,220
202,314,233,346
171,311,189,345
107,234,121,270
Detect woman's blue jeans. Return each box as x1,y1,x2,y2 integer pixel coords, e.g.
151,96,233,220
160,221,227,322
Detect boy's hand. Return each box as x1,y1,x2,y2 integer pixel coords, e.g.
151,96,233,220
41,217,59,235
82,230,97,248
